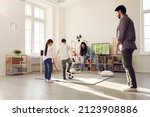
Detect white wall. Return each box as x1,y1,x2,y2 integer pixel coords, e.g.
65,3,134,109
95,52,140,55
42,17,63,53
0,0,60,74
61,0,150,73
0,0,25,75
65,0,117,44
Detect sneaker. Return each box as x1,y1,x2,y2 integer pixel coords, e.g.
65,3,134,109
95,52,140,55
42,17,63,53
127,82,131,86
44,79,47,82
122,86,137,92
66,71,72,74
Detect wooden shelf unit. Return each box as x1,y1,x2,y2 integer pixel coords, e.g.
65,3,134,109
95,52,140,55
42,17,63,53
113,55,125,72
6,55,27,75
71,40,125,72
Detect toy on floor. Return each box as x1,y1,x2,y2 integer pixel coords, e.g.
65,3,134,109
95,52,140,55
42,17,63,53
99,70,114,77
69,58,79,74
66,71,74,79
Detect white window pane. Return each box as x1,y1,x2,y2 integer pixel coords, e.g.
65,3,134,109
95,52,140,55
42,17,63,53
34,6,45,20
40,23,44,32
34,21,40,32
144,13,150,25
40,9,44,19
143,0,150,10
34,43,40,53
40,43,44,50
25,4,46,54
25,30,31,42
144,39,150,52
34,7,40,18
34,32,40,43
144,26,150,38
39,33,44,42
25,19,31,30
25,42,31,54
25,4,31,16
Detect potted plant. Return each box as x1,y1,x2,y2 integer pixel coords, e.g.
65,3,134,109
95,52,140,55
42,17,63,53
76,34,82,42
13,50,22,56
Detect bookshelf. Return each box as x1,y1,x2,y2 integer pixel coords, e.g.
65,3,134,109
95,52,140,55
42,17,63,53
6,55,27,75
97,55,113,71
113,55,125,72
112,38,125,72
71,40,125,72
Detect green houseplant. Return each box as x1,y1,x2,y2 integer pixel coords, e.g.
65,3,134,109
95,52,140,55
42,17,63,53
76,34,82,42
13,50,22,56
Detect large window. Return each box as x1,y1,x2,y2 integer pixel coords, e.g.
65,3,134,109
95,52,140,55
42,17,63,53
25,3,45,54
142,0,150,54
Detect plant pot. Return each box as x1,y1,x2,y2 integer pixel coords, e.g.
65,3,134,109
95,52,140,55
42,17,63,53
14,53,21,57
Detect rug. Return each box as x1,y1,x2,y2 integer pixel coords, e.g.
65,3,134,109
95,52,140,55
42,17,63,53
35,76,112,85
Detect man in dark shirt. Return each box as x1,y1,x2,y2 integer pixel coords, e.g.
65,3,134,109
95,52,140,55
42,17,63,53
115,5,137,92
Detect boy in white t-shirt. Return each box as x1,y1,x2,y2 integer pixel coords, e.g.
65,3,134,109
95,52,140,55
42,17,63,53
57,39,72,80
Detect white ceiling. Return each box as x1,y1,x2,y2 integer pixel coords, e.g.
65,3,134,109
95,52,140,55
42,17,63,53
45,0,87,7
46,0,80,4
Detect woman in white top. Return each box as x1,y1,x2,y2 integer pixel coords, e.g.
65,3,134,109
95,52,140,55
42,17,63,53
43,39,54,82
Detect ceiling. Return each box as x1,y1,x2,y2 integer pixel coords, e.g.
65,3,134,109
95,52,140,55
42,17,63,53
24,0,89,7
45,0,87,7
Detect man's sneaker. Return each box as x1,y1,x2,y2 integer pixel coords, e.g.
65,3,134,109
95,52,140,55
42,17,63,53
122,86,137,92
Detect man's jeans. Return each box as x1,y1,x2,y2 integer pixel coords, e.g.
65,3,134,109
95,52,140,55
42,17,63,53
122,49,137,88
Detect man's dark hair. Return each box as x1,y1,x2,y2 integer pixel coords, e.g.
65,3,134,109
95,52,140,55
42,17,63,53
115,5,126,14
61,38,66,43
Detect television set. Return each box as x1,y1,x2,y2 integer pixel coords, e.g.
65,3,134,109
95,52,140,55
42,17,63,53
91,43,110,55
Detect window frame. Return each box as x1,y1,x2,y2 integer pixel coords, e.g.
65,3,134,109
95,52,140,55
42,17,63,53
25,2,46,55
141,0,150,55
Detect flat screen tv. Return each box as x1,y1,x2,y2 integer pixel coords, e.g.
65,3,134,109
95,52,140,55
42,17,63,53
91,43,110,55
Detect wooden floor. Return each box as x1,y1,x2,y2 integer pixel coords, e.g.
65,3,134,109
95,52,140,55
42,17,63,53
0,72,150,100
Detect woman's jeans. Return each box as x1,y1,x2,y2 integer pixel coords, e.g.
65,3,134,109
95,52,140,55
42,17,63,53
44,58,52,80
80,55,99,71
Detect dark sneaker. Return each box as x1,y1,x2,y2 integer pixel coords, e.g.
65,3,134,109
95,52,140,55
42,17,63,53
63,78,67,80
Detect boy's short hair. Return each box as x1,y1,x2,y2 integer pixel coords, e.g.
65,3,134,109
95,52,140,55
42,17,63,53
61,38,66,43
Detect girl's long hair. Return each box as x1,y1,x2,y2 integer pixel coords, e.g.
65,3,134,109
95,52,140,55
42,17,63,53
80,42,87,56
44,39,53,56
